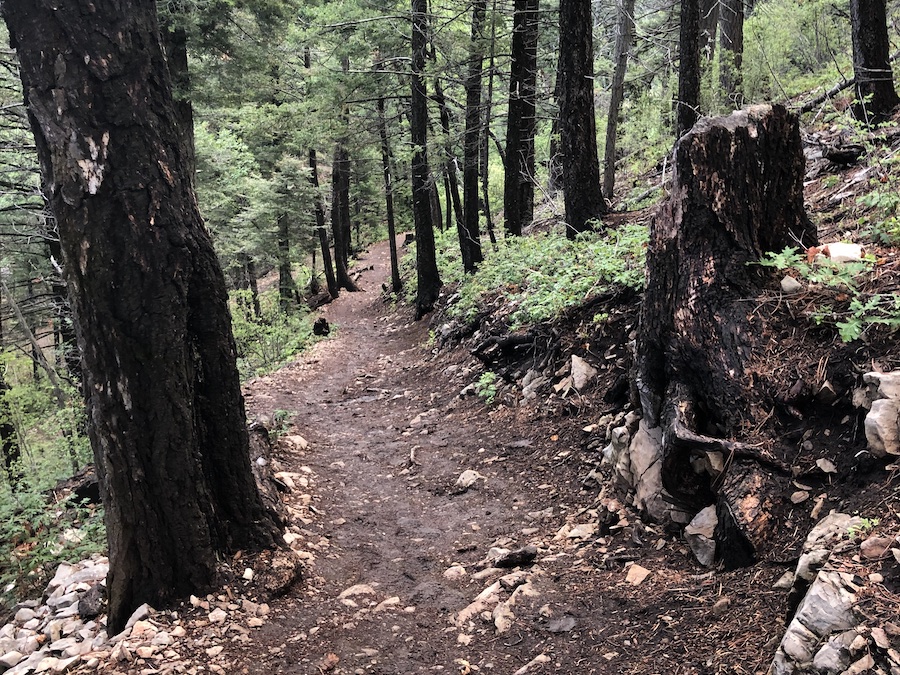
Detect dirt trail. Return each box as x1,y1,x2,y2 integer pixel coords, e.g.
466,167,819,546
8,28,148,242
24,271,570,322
235,241,786,675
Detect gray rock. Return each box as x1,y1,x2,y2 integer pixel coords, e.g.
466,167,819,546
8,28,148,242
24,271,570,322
0,651,24,669
863,370,900,400
494,545,538,569
781,275,803,294
628,422,668,521
571,355,598,391
77,584,104,620
12,609,35,624
684,505,717,567
865,398,900,457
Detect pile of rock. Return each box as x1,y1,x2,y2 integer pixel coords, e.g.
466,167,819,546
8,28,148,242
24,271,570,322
769,513,900,675
857,371,900,458
0,557,272,675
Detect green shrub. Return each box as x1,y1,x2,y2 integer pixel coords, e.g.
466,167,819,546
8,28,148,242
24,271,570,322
230,288,320,380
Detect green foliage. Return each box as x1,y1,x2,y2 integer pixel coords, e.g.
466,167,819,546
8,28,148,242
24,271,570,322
435,224,647,329
743,0,851,103
230,288,319,379
847,517,880,539
759,247,900,342
0,491,105,609
474,371,499,404
857,157,900,245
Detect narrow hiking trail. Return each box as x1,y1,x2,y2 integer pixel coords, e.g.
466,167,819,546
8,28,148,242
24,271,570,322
228,240,788,675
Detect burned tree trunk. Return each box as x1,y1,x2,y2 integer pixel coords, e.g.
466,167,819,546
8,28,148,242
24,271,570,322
635,105,816,566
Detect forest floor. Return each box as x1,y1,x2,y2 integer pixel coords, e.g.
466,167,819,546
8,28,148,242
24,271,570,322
147,233,892,675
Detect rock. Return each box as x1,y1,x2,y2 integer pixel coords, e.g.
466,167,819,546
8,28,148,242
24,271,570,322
773,571,795,590
624,422,668,521
0,651,24,669
455,470,486,490
790,490,810,504
780,275,803,294
864,370,900,400
625,564,651,585
77,585,105,620
494,545,537,568
711,597,730,616
208,608,227,624
860,535,895,560
338,583,377,600
13,609,35,624
124,603,150,630
566,523,597,540
571,355,598,391
815,458,837,474
684,505,717,567
456,582,501,627
546,615,576,633
512,654,550,675
865,398,900,457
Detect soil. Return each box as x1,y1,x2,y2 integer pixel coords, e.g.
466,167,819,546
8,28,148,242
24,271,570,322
158,238,893,675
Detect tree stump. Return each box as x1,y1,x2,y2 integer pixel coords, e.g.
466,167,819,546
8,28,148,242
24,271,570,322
635,105,816,566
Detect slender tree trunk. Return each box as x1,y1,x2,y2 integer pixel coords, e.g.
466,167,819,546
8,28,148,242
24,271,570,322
719,0,744,107
481,0,499,246
331,144,359,292
699,0,718,61
277,215,295,310
603,0,636,201
0,329,22,491
433,82,464,235
47,237,81,387
462,0,486,272
243,254,262,318
849,0,899,125
411,0,442,318
1,0,280,633
504,0,539,236
559,0,607,238
377,98,402,295
677,0,702,137
547,48,564,194
309,149,339,299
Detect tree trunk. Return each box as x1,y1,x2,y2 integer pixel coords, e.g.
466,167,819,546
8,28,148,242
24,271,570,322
504,0,539,235
677,0,701,137
377,98,403,295
559,0,607,238
481,0,499,247
330,144,360,292
699,0,718,61
308,149,339,299
1,0,281,633
277,215,295,310
849,0,900,125
635,105,817,564
462,0,486,272
432,82,464,237
47,237,81,388
602,0,636,201
411,0,442,318
159,10,195,184
0,343,22,490
719,0,744,107
547,48,564,195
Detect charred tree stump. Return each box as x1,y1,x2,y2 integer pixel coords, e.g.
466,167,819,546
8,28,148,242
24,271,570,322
635,105,816,566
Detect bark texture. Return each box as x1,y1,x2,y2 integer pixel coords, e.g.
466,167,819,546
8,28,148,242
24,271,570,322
503,0,539,236
377,98,402,295
461,0,486,271
411,0,442,318
636,105,816,563
558,0,607,238
308,149,338,299
718,0,744,107
1,0,280,632
849,0,899,125
602,0,636,200
677,0,701,137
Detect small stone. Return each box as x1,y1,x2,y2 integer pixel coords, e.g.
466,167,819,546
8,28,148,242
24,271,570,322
566,523,597,540
124,603,151,629
0,651,24,669
206,645,224,658
241,599,260,615
14,608,36,623
625,564,651,585
130,620,156,638
773,571,795,590
571,355,598,391
869,572,884,583
860,536,894,560
494,545,538,568
170,626,186,638
443,566,467,581
208,608,227,624
790,490,810,504
781,275,803,294
711,597,731,616
242,568,254,581
455,470,485,490
135,646,154,659
871,627,891,650
247,617,265,628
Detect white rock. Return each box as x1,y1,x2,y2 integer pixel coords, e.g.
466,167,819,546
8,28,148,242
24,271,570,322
863,370,900,400
124,603,151,630
208,608,227,624
625,564,651,585
455,470,485,489
571,355,598,391
443,566,467,581
684,505,717,567
864,398,900,457
0,651,24,669
13,609,36,624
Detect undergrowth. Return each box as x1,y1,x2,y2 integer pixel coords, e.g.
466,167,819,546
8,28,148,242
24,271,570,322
759,246,900,342
231,288,320,380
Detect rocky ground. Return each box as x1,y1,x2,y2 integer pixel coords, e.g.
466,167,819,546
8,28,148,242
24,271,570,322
2,231,897,675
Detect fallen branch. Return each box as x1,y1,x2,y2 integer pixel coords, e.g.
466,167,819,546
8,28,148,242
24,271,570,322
795,49,900,114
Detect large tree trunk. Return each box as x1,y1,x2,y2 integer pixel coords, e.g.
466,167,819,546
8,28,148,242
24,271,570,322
480,0,499,247
602,0,636,201
411,0,442,318
635,105,817,565
276,215,296,310
377,98,402,295
1,0,281,633
504,0,539,236
719,0,744,107
677,0,701,137
849,0,899,125
558,0,607,238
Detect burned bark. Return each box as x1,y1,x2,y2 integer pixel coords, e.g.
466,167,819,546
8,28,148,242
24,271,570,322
635,105,816,564
849,0,899,125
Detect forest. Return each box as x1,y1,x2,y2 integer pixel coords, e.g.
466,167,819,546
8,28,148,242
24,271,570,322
0,0,898,673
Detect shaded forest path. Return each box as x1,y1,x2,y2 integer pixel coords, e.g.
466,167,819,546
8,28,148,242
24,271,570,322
232,240,784,675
